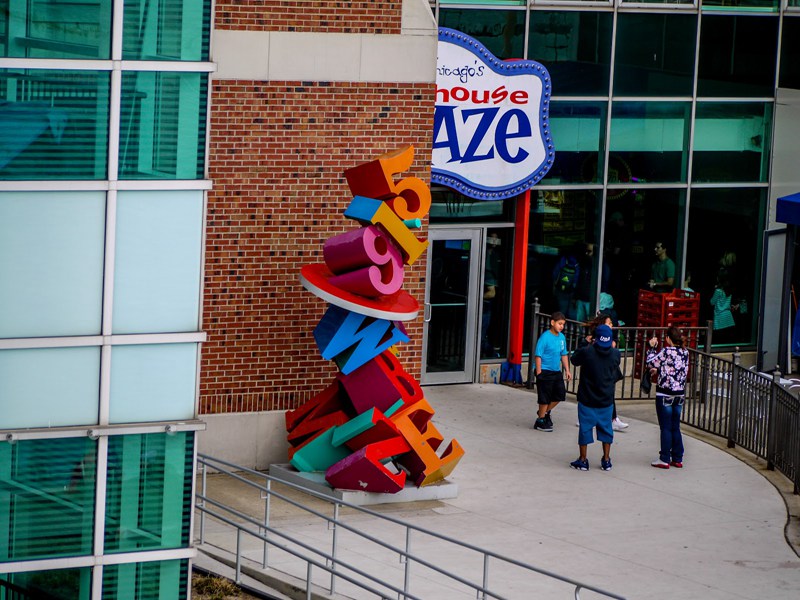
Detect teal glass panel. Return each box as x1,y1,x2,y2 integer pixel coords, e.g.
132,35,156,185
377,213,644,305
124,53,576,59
687,188,765,346
0,438,96,561
119,72,207,179
105,433,193,553
0,191,105,338
429,190,515,222
0,0,111,59
697,15,778,97
528,11,612,96
109,344,197,423
102,559,188,599
614,13,696,97
603,189,686,325
779,17,800,90
113,191,203,334
0,347,100,428
543,101,606,185
123,0,211,61
0,69,110,179
0,568,92,598
692,102,772,183
609,101,691,183
439,8,525,60
702,0,778,11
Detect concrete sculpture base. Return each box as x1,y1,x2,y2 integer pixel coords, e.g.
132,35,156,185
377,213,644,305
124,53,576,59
269,463,458,507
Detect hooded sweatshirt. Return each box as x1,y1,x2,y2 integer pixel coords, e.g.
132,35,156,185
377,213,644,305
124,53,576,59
570,344,622,408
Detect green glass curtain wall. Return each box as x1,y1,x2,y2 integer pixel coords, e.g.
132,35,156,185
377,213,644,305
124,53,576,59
102,559,188,600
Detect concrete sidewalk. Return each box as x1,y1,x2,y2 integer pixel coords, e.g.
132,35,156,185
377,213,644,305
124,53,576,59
198,383,800,599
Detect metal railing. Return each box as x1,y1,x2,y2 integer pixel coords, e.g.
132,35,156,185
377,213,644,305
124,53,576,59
196,454,626,600
528,304,800,494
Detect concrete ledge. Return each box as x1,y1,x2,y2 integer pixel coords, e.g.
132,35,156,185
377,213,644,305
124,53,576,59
269,463,458,506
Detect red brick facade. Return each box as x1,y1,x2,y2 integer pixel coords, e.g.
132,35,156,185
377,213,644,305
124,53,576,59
201,80,435,414
215,1,403,34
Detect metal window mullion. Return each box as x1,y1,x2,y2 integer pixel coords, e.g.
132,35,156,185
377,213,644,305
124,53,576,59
91,435,109,600
112,0,125,61
108,69,122,181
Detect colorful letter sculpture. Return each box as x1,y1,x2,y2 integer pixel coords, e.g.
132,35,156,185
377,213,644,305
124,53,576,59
291,145,464,493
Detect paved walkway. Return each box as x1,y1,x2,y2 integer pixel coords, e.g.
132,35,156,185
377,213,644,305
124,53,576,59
197,383,800,599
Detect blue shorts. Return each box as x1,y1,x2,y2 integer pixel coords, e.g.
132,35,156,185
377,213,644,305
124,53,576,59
577,403,614,446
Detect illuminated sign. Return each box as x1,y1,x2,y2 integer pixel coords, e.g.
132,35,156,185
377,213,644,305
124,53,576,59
432,27,554,200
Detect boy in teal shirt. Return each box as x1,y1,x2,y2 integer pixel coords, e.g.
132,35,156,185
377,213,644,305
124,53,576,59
534,312,572,431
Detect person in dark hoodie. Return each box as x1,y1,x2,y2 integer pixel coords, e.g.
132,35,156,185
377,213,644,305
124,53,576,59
569,324,622,471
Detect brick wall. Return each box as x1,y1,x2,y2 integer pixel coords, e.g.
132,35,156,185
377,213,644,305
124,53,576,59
215,1,403,34
201,80,434,414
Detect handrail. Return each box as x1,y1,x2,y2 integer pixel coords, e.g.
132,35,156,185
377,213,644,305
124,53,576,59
196,453,627,600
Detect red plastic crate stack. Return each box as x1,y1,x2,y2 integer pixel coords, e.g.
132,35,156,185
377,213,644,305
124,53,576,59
634,289,701,378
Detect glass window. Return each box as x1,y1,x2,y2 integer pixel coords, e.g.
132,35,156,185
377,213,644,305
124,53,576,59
439,8,525,60
119,72,207,179
526,189,602,329
0,191,105,338
602,189,686,326
0,347,101,428
109,344,197,423
0,567,92,599
0,69,110,179
123,0,211,61
613,13,696,97
701,0,778,11
697,15,779,98
686,188,764,347
0,0,111,59
779,17,800,91
481,227,512,360
430,189,516,222
113,191,203,334
105,433,193,553
528,11,612,97
0,438,96,562
692,102,772,183
102,559,188,599
609,101,691,183
543,101,606,185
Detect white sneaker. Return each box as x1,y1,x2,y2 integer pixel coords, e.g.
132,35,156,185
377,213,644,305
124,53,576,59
612,417,629,431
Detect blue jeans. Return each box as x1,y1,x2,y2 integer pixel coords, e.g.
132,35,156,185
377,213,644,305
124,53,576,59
655,394,684,463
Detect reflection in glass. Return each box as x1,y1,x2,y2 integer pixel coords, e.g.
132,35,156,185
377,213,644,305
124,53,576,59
119,72,207,179
102,559,188,599
543,101,606,185
0,438,96,562
687,188,764,347
614,13,696,97
439,8,525,59
609,101,691,183
0,69,110,179
481,228,512,360
0,0,111,59
105,433,193,553
698,15,778,97
702,0,778,11
779,17,800,91
528,11,612,97
123,0,211,61
692,102,772,183
430,189,514,223
0,568,92,599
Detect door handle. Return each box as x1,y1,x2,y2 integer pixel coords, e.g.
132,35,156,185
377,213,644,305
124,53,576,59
424,302,431,323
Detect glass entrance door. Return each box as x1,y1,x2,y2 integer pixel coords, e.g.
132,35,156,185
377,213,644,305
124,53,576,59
422,229,482,384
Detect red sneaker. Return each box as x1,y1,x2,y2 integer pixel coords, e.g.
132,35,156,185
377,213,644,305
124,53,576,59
651,460,670,469
670,461,683,468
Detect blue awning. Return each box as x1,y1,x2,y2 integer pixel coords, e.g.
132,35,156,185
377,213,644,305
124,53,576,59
777,192,800,226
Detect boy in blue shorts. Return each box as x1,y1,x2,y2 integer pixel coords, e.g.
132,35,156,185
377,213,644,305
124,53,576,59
533,312,571,431
569,324,622,471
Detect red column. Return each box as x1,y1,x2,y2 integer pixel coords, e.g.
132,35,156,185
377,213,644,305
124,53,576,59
502,190,530,383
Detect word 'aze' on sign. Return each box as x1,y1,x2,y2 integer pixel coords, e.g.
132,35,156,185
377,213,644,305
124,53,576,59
432,27,555,201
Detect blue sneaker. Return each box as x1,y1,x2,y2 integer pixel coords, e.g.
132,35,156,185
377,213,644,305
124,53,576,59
570,458,589,471
601,458,612,471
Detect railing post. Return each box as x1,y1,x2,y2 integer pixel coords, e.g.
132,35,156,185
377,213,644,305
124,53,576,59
481,553,489,600
262,478,271,568
727,349,741,448
235,528,242,584
306,564,313,600
527,298,541,389
330,502,339,595
767,368,780,470
199,460,207,544
401,527,412,600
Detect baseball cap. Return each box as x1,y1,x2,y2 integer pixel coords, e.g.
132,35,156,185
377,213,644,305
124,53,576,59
595,324,613,348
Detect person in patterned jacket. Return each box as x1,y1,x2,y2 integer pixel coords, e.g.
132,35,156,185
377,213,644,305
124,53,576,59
646,327,689,469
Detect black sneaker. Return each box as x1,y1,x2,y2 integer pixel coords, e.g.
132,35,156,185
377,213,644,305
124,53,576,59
544,412,554,429
534,418,553,432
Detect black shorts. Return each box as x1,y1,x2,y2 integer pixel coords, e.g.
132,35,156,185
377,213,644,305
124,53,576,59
536,370,566,405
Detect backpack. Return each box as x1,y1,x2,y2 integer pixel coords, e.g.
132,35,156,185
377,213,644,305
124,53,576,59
554,258,579,293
